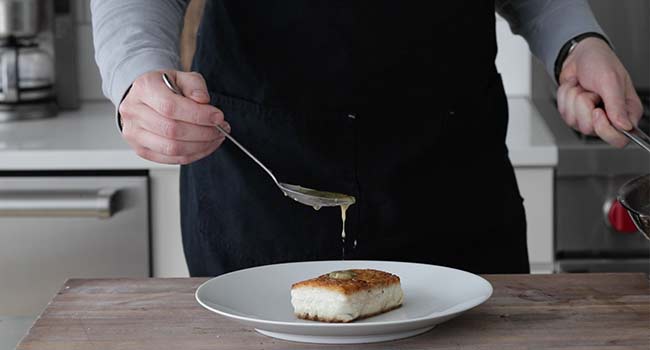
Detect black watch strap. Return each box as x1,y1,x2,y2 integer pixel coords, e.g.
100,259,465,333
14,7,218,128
554,32,610,83
115,85,133,133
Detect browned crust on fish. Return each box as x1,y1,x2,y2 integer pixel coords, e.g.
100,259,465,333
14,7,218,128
295,303,402,323
291,269,400,295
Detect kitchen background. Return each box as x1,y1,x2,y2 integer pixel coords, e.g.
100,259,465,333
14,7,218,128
0,1,647,349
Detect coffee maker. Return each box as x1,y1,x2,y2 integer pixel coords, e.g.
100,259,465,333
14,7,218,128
0,0,73,122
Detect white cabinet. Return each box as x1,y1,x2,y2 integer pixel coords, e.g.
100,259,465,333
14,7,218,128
515,168,554,273
0,176,150,314
150,169,189,277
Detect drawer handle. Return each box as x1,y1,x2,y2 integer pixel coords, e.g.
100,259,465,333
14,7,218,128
0,189,118,218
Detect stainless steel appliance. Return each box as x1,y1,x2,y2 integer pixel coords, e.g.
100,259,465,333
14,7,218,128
532,0,650,273
0,0,79,122
0,174,150,316
0,0,55,121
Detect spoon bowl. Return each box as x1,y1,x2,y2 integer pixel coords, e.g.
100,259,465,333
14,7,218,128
279,183,356,209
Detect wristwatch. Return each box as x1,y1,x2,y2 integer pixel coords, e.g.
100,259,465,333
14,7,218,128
554,32,610,83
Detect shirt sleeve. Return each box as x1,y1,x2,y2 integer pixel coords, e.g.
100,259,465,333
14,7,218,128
90,0,189,106
495,0,607,79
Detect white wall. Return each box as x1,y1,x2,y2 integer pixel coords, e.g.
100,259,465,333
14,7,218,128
495,15,532,97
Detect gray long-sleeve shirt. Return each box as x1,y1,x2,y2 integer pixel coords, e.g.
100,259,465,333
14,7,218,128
91,0,606,107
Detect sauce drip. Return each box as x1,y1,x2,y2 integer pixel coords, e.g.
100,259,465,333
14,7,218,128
307,192,355,260
340,204,350,259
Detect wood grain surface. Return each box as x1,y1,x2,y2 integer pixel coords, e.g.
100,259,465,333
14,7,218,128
17,273,650,350
180,0,205,71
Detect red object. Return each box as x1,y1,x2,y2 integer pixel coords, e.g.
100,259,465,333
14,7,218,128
608,200,637,233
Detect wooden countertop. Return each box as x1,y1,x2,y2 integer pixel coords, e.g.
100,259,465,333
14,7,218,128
18,273,650,349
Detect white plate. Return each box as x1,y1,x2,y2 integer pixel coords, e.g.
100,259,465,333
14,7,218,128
195,260,492,344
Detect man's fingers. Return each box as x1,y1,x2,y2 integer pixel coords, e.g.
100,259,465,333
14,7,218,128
592,108,629,148
127,103,221,142
597,74,633,130
125,125,224,157
625,81,644,125
218,120,231,134
574,91,600,135
150,90,223,126
557,77,578,116
627,97,644,125
132,140,222,165
562,84,582,129
139,73,223,126
175,71,211,104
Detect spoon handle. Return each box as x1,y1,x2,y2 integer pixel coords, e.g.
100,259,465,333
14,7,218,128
161,73,281,185
214,124,280,184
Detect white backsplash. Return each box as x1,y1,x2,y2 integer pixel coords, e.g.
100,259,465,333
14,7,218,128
73,5,534,102
75,0,104,101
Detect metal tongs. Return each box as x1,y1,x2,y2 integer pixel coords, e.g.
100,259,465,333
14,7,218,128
618,125,650,154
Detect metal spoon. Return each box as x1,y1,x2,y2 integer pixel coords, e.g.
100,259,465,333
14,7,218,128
161,73,355,209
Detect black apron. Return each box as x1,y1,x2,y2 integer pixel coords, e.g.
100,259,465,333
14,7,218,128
181,0,529,276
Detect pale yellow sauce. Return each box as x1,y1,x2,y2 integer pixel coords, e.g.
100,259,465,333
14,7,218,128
340,204,350,259
341,204,349,240
328,270,356,279
307,194,355,260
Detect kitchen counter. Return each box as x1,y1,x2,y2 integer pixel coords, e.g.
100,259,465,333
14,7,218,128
0,102,173,170
0,97,557,170
17,273,649,349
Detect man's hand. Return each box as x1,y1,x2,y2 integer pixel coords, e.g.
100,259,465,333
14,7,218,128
119,70,229,164
557,37,643,148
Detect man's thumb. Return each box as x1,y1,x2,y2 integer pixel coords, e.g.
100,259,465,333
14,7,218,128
599,81,632,131
175,71,210,104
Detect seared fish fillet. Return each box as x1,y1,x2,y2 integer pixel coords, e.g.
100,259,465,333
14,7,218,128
290,269,403,323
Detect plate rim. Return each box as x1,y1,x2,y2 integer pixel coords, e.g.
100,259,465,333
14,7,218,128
195,260,493,329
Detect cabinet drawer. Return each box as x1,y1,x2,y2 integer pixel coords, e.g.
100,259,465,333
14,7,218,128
0,176,150,316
